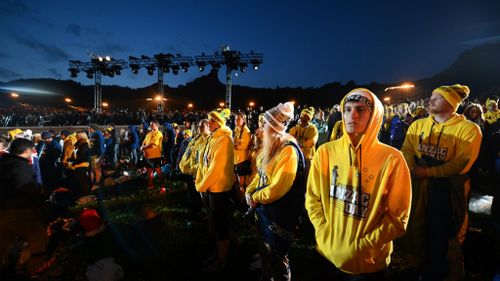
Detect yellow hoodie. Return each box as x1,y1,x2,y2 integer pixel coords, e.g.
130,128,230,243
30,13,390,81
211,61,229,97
8,129,23,140
289,123,318,160
179,135,208,176
233,125,251,165
400,113,482,249
195,126,235,193
246,144,298,204
401,114,482,177
306,89,411,274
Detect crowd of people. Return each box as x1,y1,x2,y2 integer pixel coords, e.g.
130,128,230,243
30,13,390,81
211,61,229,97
1,84,499,280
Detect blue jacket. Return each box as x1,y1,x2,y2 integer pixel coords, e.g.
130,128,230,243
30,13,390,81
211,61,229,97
32,155,42,185
389,115,408,148
39,140,62,168
128,125,140,149
176,137,192,168
162,122,176,146
90,131,105,156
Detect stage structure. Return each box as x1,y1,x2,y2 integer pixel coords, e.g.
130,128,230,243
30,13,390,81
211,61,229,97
68,54,127,113
195,45,263,109
129,53,194,112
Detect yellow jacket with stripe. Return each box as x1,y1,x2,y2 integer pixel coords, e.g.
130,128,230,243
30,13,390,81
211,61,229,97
233,125,251,165
195,126,235,193
289,123,318,160
179,135,208,176
306,90,411,274
246,144,298,204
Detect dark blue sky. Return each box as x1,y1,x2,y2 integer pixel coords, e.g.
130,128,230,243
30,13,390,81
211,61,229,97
1,0,500,89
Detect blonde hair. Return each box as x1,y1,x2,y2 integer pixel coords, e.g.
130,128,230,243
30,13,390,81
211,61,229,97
259,125,296,168
76,131,90,145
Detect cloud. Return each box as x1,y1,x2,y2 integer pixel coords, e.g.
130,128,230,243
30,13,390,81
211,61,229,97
97,43,129,54
48,68,62,78
461,34,500,45
12,33,70,61
66,24,81,37
0,67,22,80
0,0,31,16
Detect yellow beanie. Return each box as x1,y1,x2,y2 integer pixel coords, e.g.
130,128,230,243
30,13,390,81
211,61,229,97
486,99,497,109
209,108,231,126
300,106,315,120
183,129,192,138
433,84,470,112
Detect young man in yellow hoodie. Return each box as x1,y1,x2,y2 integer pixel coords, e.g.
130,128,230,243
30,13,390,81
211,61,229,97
306,88,411,279
245,101,305,281
401,84,482,281
289,106,318,174
195,108,234,272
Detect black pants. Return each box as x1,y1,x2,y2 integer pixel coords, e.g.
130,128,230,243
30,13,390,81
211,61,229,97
74,167,90,197
202,191,231,241
422,180,454,281
181,174,202,220
315,251,386,281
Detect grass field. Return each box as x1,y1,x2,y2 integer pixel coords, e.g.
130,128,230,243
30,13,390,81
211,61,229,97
25,178,500,281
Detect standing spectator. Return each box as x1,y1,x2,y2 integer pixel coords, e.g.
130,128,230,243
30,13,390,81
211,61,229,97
289,107,318,174
179,120,210,229
196,108,234,272
388,103,411,149
0,138,42,206
88,124,105,188
233,112,252,203
176,129,193,169
326,105,341,140
162,122,176,166
249,114,265,185
401,84,482,281
68,131,91,197
128,125,140,165
484,99,499,124
60,130,77,167
306,88,411,279
107,124,121,166
141,120,164,189
39,131,62,192
245,101,305,281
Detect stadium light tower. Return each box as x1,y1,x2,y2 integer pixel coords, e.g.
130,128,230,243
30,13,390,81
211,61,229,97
195,45,263,110
128,53,194,113
68,54,127,113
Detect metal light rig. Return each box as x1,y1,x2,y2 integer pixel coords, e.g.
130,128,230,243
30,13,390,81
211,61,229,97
195,46,263,110
129,53,194,113
68,55,128,113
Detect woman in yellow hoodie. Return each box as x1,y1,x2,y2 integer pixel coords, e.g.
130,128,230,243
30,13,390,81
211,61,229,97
233,112,252,202
195,108,234,272
306,88,411,278
179,119,210,229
